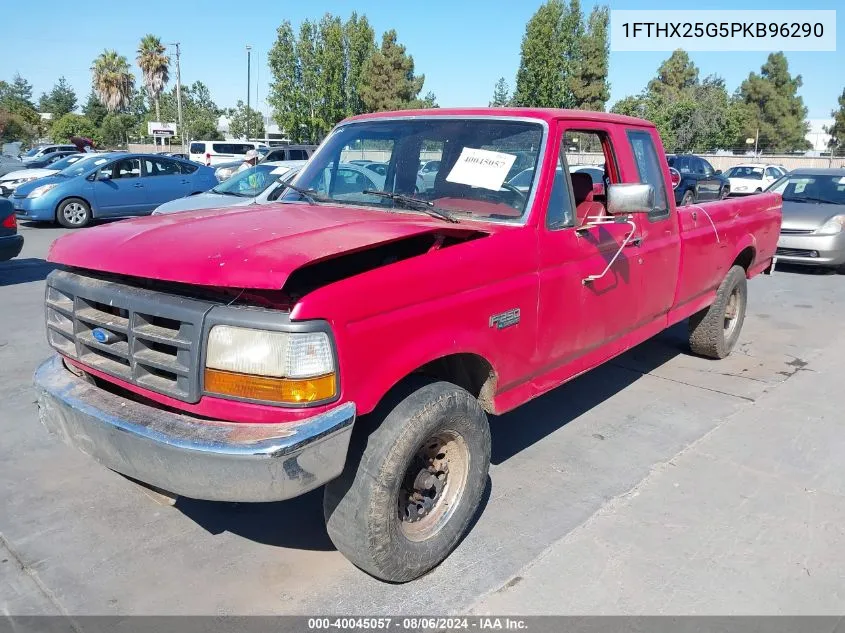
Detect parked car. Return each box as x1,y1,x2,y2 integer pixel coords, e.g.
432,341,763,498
35,107,780,583
261,145,315,163
724,163,787,196
0,153,101,197
152,161,306,215
20,144,77,164
12,153,217,227
25,150,80,169
667,154,730,205
188,140,267,166
0,198,23,261
417,159,441,191
0,155,25,177
212,160,246,182
770,168,845,271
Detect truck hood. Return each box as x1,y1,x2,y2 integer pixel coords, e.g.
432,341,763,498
48,203,460,290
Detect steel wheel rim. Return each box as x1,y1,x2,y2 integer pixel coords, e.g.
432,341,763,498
63,203,87,225
724,286,741,336
398,429,470,542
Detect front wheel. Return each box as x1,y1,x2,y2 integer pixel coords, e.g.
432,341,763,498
680,190,695,206
56,198,92,228
323,379,491,582
688,265,748,359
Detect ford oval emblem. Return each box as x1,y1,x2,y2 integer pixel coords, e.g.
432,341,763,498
92,328,115,344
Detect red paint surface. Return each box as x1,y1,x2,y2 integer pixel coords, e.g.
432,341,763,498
48,109,782,424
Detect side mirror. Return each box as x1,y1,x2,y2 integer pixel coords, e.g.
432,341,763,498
716,169,722,175
607,183,654,215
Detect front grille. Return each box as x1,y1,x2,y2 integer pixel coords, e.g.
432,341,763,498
45,270,213,402
780,228,814,235
776,247,816,258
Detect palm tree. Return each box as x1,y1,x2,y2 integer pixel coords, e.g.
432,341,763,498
136,35,170,122
91,50,134,113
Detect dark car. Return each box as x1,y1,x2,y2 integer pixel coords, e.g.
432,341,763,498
667,154,730,205
0,198,23,261
260,145,315,163
24,150,80,169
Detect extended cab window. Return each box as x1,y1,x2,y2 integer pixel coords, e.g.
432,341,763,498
627,130,669,221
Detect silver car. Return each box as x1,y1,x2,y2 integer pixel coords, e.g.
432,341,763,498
152,161,306,215
772,168,845,271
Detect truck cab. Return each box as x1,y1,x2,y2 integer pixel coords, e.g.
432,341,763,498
35,108,781,582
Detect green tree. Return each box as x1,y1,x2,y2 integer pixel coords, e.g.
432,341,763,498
49,113,99,143
228,100,265,139
136,34,170,122
91,50,134,113
0,111,37,144
513,0,568,107
610,95,648,118
38,77,77,118
359,30,426,112
570,7,610,111
736,52,809,152
344,13,376,116
825,87,845,155
0,74,35,112
99,112,136,146
267,21,305,142
319,14,347,134
647,49,698,100
139,81,222,141
490,77,511,107
82,89,109,127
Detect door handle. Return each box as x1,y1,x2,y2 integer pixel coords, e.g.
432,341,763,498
625,237,643,248
691,211,697,221
134,183,143,188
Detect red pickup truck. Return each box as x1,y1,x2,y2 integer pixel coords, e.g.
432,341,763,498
35,108,781,582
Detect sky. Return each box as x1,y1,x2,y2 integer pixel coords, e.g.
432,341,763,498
2,0,841,120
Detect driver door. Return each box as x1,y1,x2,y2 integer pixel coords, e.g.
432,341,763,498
92,158,148,216
535,123,644,382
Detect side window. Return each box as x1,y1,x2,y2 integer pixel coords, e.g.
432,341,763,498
766,167,779,178
109,158,141,179
288,149,307,160
190,142,205,155
144,157,180,176
179,162,199,174
627,130,669,221
701,159,715,176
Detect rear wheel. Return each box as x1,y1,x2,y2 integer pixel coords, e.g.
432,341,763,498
688,265,748,359
681,190,695,206
56,198,92,228
323,379,491,582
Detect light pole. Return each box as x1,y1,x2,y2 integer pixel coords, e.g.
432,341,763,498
170,42,185,150
246,45,252,141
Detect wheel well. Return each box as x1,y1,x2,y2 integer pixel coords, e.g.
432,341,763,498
416,353,497,413
733,246,755,272
54,196,91,219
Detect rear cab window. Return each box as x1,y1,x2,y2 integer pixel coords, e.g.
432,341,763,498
627,129,669,221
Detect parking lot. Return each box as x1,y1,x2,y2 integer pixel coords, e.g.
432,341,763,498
3,221,845,615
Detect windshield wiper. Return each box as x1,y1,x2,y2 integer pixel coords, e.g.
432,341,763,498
362,190,458,223
783,195,840,205
277,182,330,205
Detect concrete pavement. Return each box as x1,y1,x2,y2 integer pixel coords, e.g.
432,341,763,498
2,222,845,615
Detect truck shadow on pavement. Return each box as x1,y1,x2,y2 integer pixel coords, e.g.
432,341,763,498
0,257,59,286
175,325,687,553
490,321,688,464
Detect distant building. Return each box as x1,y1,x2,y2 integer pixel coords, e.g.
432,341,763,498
806,119,833,152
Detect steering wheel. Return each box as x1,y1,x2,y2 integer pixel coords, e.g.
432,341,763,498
477,181,527,210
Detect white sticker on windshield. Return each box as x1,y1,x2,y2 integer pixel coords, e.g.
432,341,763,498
445,148,517,191
839,177,845,185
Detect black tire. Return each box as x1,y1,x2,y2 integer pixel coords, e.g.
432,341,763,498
688,265,748,359
323,378,491,582
720,187,730,199
56,198,92,228
681,190,695,206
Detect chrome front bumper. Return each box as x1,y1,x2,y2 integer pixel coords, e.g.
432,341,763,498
34,356,356,502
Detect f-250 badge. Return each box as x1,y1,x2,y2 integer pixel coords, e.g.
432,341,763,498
489,308,520,330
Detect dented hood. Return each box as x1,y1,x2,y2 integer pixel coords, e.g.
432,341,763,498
48,203,449,290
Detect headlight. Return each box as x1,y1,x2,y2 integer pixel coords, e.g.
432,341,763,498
7,176,36,187
27,183,58,198
204,325,336,404
816,216,845,236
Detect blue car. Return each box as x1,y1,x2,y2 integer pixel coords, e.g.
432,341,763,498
12,153,218,227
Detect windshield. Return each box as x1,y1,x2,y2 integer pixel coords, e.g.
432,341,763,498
23,147,42,157
285,118,544,222
726,166,763,180
768,174,845,205
212,164,282,197
58,156,111,178
48,155,86,171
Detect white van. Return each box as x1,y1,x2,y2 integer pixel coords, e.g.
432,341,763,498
189,140,267,166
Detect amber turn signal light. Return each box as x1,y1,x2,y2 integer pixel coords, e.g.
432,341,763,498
204,368,337,404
